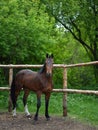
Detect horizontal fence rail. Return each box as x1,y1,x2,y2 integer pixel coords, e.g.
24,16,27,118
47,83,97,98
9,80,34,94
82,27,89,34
53,89,98,95
0,61,98,68
1,87,98,95
0,61,98,115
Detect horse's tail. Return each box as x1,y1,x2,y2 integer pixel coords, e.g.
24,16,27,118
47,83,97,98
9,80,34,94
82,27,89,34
10,77,16,109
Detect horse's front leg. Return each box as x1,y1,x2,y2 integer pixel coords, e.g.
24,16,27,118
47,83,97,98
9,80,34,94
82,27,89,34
34,92,41,121
45,92,51,120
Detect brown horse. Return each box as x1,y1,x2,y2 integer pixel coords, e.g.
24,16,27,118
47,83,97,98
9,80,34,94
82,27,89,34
10,54,53,121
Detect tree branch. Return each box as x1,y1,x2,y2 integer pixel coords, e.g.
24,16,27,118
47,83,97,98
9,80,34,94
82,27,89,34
69,19,81,39
54,15,94,54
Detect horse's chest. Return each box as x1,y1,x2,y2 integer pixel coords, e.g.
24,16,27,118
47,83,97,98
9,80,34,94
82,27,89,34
39,78,52,92
43,83,52,93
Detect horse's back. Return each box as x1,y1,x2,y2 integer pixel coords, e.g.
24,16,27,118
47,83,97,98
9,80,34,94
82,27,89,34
16,69,37,76
16,69,34,74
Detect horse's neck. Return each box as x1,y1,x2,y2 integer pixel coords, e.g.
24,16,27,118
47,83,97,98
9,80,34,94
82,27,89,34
41,72,52,82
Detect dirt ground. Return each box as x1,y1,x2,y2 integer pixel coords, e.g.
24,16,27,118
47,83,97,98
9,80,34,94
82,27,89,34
0,112,98,130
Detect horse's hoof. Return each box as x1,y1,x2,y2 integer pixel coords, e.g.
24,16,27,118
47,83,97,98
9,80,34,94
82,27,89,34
34,116,38,121
12,115,17,118
46,116,51,121
32,119,39,125
46,115,51,121
46,118,50,121
26,115,32,119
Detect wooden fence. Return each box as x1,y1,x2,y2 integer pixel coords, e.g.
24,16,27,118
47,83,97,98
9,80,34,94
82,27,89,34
0,61,98,116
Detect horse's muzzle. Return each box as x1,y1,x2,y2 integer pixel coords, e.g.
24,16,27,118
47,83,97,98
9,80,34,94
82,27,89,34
46,73,52,77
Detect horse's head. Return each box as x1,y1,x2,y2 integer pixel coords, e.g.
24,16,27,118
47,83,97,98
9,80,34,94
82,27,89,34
45,53,54,77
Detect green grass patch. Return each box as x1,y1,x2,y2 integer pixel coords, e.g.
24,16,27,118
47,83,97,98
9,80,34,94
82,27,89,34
0,91,98,126
67,94,98,126
0,91,9,111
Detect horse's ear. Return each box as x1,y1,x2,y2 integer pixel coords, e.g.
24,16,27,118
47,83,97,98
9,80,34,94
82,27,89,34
51,54,53,58
46,53,49,58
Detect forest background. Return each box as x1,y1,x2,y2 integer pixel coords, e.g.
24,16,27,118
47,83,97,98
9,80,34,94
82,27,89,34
0,0,98,90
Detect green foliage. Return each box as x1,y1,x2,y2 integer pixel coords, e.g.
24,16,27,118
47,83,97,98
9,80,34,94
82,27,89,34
68,66,96,89
0,69,8,86
0,0,56,64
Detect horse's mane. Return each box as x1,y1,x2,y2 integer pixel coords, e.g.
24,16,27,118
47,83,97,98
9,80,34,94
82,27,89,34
39,63,46,74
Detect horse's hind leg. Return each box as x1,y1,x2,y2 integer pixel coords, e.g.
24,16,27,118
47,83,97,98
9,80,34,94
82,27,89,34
34,92,41,121
23,89,30,117
13,90,21,117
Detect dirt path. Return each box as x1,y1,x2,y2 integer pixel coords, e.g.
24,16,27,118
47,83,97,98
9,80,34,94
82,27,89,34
0,112,97,130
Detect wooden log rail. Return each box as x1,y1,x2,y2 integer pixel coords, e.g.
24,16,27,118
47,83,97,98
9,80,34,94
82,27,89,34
0,60,98,68
0,87,98,95
53,89,98,95
0,61,98,115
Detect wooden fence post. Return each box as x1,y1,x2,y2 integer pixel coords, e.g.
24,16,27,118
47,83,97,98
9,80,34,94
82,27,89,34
63,67,67,116
8,68,13,112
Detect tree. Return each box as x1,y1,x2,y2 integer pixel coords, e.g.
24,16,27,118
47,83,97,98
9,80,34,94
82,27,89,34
41,0,98,82
0,0,56,64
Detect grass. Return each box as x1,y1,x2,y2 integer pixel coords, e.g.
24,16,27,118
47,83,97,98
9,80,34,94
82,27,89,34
0,91,98,126
67,94,98,126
